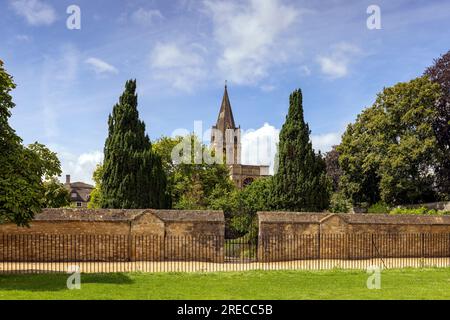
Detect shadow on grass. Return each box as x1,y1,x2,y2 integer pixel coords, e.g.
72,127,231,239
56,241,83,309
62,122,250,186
0,273,134,292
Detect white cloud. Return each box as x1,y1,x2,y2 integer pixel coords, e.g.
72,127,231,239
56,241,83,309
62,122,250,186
85,57,119,75
260,84,276,92
317,43,361,79
241,123,341,174
204,0,300,85
131,8,164,26
149,42,206,92
241,123,279,174
299,65,311,76
10,0,56,26
15,34,31,41
310,132,341,153
317,56,347,78
58,150,103,185
41,45,80,138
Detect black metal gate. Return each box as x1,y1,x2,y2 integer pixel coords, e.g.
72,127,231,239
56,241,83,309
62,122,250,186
224,216,258,263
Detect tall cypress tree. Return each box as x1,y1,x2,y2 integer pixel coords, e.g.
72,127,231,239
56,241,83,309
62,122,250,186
271,89,330,211
101,80,169,209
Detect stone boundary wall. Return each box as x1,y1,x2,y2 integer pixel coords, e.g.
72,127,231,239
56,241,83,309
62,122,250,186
257,212,450,261
0,234,224,263
3,209,450,264
0,209,224,263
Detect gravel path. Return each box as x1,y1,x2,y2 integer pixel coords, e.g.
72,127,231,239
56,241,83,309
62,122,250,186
1,257,449,273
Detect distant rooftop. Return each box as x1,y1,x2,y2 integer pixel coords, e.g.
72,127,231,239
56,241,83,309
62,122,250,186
69,182,94,189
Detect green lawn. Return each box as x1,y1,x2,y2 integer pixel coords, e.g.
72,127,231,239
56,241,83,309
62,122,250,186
1,268,450,300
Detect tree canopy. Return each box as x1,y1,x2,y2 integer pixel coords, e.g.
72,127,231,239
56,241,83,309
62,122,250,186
101,80,169,209
324,145,342,192
42,177,70,209
425,50,450,198
0,61,64,225
87,163,104,209
152,135,234,210
271,89,330,212
208,176,272,238
339,76,443,206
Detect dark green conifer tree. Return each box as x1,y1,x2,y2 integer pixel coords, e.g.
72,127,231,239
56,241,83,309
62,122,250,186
271,89,330,211
101,80,169,209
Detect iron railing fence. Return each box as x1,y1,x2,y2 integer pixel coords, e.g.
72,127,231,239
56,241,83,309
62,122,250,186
1,233,450,273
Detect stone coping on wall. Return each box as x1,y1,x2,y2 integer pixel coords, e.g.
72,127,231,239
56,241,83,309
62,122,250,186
33,209,143,221
341,213,450,225
33,208,224,223
152,210,224,222
257,212,329,223
257,212,450,225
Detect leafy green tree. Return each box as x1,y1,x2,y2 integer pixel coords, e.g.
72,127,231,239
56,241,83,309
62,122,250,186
230,177,272,236
329,191,351,213
42,177,70,208
152,136,182,176
339,76,443,206
0,60,63,225
0,60,18,146
425,50,450,198
390,207,450,215
324,145,342,192
175,174,206,210
271,89,331,212
27,142,62,179
153,135,234,209
88,164,104,209
208,177,272,238
367,202,390,214
101,80,169,209
338,106,384,207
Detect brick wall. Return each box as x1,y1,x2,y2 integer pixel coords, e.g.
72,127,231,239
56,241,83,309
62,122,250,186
5,209,449,263
0,221,131,235
258,212,450,261
0,209,224,263
163,221,224,262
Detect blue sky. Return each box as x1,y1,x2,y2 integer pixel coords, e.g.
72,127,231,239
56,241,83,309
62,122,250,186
1,0,450,183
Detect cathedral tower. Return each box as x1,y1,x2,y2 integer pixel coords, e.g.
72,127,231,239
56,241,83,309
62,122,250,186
211,83,270,189
211,83,241,165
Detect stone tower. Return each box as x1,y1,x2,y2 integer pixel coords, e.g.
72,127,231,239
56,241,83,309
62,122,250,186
211,83,241,165
210,83,270,189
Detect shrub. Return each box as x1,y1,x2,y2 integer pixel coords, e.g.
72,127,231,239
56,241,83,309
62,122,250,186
389,207,450,215
329,192,351,213
368,202,390,214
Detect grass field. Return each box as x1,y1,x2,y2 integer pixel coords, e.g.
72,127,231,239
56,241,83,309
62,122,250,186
1,268,450,300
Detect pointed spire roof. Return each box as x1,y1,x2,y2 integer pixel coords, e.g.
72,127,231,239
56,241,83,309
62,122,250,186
215,81,237,132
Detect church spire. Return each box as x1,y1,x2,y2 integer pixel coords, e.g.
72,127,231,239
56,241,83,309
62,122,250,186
215,81,236,131
211,82,241,166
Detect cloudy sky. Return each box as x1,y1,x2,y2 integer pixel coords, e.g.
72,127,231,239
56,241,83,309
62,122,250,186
2,0,450,183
